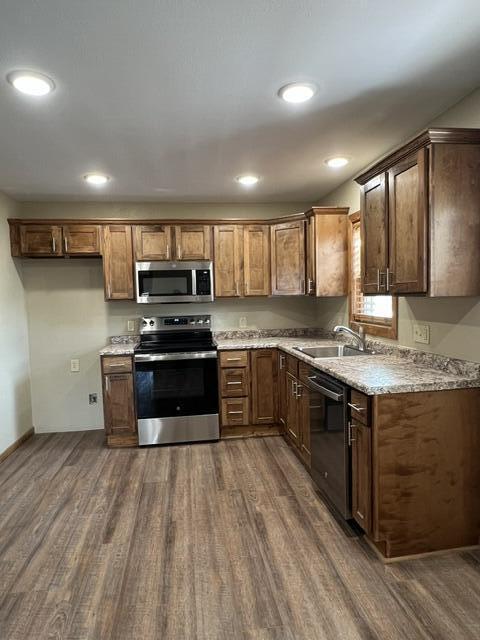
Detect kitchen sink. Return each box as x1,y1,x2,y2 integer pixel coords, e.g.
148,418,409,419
294,345,375,358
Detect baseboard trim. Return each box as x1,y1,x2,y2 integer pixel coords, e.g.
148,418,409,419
220,424,281,439
0,428,35,465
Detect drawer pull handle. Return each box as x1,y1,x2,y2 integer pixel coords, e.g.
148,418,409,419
227,411,243,415
226,381,242,385
226,357,242,361
348,402,365,412
108,363,126,368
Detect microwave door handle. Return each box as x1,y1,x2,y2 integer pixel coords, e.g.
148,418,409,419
307,376,344,402
192,269,197,296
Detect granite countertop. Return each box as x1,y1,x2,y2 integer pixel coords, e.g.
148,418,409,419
215,337,480,395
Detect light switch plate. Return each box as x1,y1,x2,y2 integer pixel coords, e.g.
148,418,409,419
127,320,135,332
413,323,430,344
70,358,80,372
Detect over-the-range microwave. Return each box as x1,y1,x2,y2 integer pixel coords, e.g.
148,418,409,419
135,261,214,303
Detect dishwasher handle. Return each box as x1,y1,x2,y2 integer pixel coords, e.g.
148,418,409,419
307,376,344,402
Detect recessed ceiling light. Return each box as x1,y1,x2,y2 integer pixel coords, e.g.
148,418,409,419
278,83,316,104
236,174,259,187
325,156,350,168
7,70,55,96
84,173,110,186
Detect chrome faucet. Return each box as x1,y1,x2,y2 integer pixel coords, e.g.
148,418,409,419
333,325,366,351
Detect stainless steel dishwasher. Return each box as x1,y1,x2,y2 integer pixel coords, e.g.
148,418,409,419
307,371,351,519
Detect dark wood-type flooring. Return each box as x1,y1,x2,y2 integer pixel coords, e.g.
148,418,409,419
1,431,479,639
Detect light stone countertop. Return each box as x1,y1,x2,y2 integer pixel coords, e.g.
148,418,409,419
99,342,138,356
215,337,480,396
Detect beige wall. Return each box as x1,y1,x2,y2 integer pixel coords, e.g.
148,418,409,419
318,87,480,362
0,194,32,453
19,202,316,432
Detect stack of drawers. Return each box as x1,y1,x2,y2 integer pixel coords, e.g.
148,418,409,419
219,350,249,426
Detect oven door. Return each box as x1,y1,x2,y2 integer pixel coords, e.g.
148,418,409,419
135,261,213,303
134,352,219,445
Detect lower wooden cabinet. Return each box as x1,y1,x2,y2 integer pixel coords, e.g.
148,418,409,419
351,419,372,533
101,355,137,447
102,225,134,300
250,349,278,423
278,352,287,432
221,397,249,426
284,365,311,467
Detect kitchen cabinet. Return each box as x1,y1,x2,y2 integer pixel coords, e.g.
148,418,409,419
283,359,311,466
213,225,243,297
214,225,270,297
63,224,101,255
103,225,134,300
243,225,270,296
278,352,287,432
173,225,212,260
270,220,305,295
350,419,372,533
221,397,249,427
286,372,300,445
220,367,249,397
356,128,480,296
19,224,63,256
134,225,172,260
101,356,137,447
250,349,277,424
305,208,349,296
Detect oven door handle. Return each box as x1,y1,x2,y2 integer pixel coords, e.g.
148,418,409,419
135,351,217,362
307,376,344,402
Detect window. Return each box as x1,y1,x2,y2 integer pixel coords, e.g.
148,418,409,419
349,213,397,339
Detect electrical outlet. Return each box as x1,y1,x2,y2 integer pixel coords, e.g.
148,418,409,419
239,316,247,329
413,323,430,345
89,393,98,405
70,358,80,372
127,320,135,332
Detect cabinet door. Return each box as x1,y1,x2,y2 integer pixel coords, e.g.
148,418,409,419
19,225,63,256
134,225,172,260
243,225,270,296
286,373,300,445
103,373,136,436
305,215,316,295
174,225,211,260
278,352,287,432
388,149,428,294
213,225,243,297
103,225,134,300
271,221,305,295
351,419,372,533
63,225,101,255
251,349,277,424
297,382,311,465
361,175,388,294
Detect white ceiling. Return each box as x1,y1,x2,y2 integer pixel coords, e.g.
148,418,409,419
1,0,480,203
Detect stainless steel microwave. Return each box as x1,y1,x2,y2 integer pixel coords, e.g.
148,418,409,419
135,261,214,303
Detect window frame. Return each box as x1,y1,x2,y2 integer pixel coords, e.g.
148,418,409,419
348,211,398,340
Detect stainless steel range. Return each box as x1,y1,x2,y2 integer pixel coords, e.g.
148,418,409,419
134,315,219,446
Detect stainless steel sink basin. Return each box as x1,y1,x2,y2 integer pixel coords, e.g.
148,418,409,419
294,345,375,358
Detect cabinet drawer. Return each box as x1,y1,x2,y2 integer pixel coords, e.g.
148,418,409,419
298,361,312,385
220,368,249,397
219,350,249,368
102,356,133,374
349,389,370,425
221,398,249,426
286,354,299,376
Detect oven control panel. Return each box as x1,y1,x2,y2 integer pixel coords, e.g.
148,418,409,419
140,315,211,332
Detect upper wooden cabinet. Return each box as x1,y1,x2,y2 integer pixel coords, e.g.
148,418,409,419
63,225,101,256
134,225,172,260
243,225,270,296
103,225,134,300
214,225,243,297
174,225,211,260
134,224,211,261
356,128,480,296
305,207,349,297
19,224,63,257
270,220,305,295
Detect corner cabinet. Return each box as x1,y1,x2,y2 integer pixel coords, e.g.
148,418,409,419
270,220,305,295
102,225,134,300
356,127,480,296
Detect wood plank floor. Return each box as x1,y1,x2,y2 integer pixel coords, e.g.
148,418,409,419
0,431,479,640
